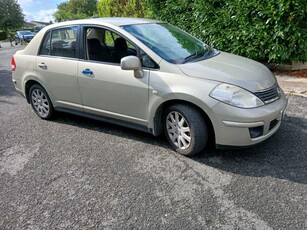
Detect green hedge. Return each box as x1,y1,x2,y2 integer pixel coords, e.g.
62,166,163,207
147,0,307,63
0,31,7,40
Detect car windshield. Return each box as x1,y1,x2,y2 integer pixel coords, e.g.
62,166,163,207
34,26,44,33
19,31,32,35
122,23,217,64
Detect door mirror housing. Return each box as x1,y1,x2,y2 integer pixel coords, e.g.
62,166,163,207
121,56,143,78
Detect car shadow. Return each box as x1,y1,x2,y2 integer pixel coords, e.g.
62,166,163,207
51,111,307,185
51,112,170,148
192,114,307,185
0,70,18,98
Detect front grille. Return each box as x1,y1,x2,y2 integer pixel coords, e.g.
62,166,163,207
254,86,279,104
269,119,279,131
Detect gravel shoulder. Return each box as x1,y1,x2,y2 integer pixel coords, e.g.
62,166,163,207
277,75,307,98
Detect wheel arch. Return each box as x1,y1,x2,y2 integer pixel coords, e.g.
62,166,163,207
152,99,216,146
25,80,39,103
25,80,52,104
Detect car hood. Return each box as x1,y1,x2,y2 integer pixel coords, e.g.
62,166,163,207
178,52,276,92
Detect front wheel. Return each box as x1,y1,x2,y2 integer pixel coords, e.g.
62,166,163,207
29,84,54,120
164,104,208,156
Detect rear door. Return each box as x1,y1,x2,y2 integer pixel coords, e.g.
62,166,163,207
36,26,83,111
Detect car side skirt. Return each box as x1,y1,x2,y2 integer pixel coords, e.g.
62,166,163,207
54,107,151,134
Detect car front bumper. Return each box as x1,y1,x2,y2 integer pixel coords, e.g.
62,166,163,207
211,93,288,148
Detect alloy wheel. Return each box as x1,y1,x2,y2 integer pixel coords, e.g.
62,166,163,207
31,88,50,118
166,111,191,149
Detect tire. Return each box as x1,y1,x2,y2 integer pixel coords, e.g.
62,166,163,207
29,84,54,120
164,104,208,156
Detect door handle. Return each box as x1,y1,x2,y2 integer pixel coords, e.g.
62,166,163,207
38,63,47,70
82,69,93,76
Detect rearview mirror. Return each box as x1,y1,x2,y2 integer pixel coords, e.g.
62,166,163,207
121,56,143,78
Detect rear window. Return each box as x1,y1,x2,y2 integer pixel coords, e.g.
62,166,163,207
39,26,78,58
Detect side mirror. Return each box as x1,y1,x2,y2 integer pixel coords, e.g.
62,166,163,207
121,56,144,78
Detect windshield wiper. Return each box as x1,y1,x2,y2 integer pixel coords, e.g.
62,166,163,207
183,48,211,64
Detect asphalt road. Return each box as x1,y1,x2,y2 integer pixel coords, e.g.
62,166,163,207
1,46,306,229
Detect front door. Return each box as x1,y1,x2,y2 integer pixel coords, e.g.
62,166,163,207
77,27,149,126
78,61,149,126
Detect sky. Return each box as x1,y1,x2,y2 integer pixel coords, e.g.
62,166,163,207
18,0,67,22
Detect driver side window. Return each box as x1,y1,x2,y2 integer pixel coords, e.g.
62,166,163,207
140,50,159,69
85,27,136,63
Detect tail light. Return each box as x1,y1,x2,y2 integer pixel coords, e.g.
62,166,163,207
11,56,16,71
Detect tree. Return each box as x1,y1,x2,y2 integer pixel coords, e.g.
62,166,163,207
0,0,24,43
54,0,98,22
97,0,147,18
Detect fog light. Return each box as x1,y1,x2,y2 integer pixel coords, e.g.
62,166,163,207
249,126,264,138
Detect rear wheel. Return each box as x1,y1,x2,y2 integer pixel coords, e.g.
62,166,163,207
164,104,208,156
29,84,54,120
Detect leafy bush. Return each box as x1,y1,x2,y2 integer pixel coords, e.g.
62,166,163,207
0,31,7,40
147,0,307,63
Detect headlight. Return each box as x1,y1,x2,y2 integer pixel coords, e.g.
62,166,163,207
210,83,264,108
277,86,283,97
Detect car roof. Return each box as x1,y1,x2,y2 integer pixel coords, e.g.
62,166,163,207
46,17,162,29
92,17,161,26
21,18,164,60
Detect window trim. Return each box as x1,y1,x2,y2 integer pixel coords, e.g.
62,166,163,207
80,24,160,70
38,25,81,60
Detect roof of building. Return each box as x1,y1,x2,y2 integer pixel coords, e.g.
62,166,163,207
30,21,53,26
